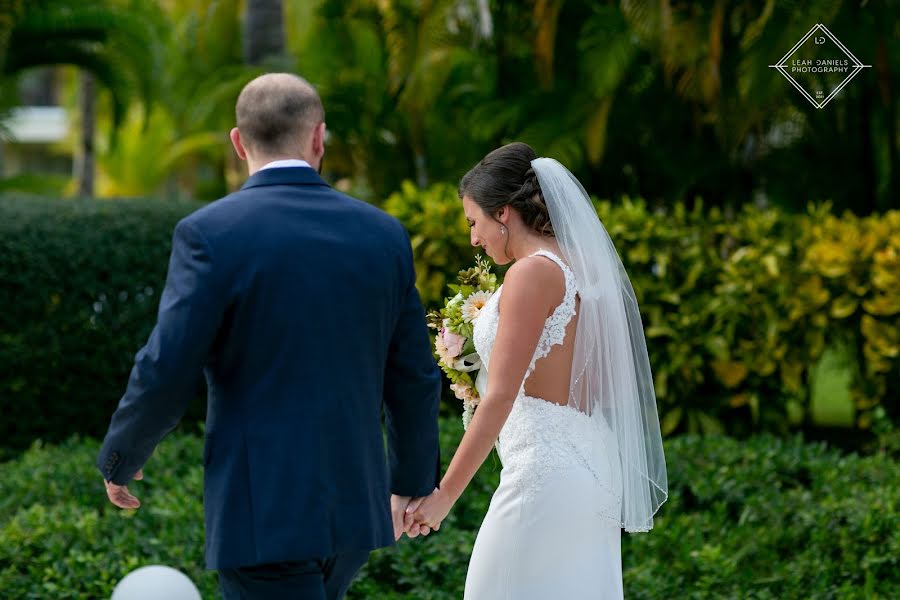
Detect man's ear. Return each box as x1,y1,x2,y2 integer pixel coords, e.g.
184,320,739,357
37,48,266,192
230,127,248,161
312,122,326,158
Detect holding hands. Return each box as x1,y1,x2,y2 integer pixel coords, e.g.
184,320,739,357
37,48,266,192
391,488,455,540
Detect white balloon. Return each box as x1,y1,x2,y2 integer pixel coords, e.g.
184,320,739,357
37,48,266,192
111,565,202,600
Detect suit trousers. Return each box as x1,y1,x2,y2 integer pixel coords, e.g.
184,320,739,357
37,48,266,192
218,551,370,600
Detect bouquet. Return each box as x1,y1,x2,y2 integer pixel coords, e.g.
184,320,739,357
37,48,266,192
426,255,499,428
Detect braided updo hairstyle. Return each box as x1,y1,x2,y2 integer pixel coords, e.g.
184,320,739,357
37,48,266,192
458,142,554,238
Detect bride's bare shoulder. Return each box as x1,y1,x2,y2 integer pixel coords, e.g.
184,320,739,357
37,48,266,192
499,255,566,313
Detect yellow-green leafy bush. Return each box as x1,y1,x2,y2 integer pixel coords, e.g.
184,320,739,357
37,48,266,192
385,183,899,436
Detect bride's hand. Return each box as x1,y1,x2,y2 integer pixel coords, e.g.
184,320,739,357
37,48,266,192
410,487,453,532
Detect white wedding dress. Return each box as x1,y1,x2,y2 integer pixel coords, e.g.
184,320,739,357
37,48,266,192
465,249,625,599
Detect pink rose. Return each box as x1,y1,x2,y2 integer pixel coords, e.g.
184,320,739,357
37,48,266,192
449,382,468,401
441,330,466,358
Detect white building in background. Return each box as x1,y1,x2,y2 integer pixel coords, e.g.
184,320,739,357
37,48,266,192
0,68,72,183
5,107,68,144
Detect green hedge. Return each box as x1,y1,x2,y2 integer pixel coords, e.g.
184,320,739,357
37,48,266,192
2,192,898,451
0,195,205,454
0,418,896,599
385,183,900,438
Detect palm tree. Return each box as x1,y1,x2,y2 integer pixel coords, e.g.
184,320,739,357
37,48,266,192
617,0,897,213
463,0,894,212
1,0,164,196
374,0,487,187
56,0,886,210
96,0,265,198
2,0,162,128
296,0,492,198
77,73,95,196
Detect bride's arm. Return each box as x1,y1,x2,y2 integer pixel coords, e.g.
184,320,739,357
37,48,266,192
411,257,564,527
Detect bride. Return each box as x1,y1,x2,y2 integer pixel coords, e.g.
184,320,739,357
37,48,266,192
409,142,668,599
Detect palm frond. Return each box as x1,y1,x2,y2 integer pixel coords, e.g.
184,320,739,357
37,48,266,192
532,0,563,90
186,65,268,128
161,131,228,174
4,40,132,128
3,0,165,129
584,96,614,166
578,5,638,98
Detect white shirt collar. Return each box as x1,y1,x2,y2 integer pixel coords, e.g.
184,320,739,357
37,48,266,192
259,159,312,171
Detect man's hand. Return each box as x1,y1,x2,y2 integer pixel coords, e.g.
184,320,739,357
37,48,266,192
390,494,415,540
391,494,434,539
104,468,143,509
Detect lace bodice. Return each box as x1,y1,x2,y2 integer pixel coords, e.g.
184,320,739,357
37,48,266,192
471,249,622,521
472,249,578,379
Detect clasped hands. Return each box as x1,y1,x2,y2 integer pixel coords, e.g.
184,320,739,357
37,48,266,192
390,487,454,540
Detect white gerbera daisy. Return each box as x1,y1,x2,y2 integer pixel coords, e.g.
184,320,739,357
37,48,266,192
461,290,492,323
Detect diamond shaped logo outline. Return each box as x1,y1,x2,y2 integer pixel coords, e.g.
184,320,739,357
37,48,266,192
769,23,871,109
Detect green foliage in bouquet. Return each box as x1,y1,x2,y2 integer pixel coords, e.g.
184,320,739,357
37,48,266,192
425,256,499,424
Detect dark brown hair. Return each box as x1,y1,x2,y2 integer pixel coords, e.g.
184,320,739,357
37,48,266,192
458,142,554,238
235,73,325,156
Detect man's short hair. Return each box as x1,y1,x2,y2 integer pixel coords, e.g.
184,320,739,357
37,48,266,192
235,73,325,156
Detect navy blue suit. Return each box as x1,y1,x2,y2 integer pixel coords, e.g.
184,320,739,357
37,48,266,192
97,167,441,584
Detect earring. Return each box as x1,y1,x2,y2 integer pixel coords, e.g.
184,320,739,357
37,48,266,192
500,225,506,235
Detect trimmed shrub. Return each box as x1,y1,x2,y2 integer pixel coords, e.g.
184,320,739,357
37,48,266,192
0,195,205,454
0,419,897,599
2,191,898,450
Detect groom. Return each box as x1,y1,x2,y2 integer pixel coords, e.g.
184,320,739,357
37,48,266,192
96,73,441,599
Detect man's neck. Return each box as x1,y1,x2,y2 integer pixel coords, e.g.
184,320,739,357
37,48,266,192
248,155,314,175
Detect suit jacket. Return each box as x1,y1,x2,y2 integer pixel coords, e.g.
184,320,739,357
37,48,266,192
96,167,442,569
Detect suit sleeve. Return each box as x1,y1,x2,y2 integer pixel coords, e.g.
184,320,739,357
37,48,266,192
97,219,226,485
383,233,442,497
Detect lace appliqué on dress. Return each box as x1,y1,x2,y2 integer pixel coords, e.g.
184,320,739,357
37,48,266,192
472,249,578,380
469,250,621,523
500,396,622,524
522,250,578,379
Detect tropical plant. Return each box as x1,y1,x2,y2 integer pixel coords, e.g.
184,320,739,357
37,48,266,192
0,0,164,128
94,0,267,198
616,0,898,213
0,0,167,196
302,0,897,212
291,0,493,200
